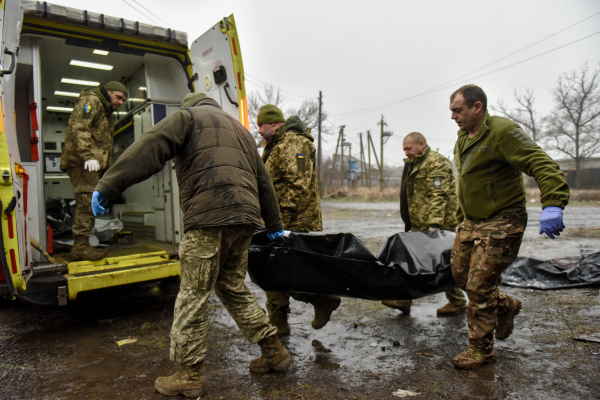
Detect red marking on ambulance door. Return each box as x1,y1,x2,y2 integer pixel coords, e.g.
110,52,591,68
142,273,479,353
231,37,238,55
237,72,242,90
9,249,17,274
6,214,13,239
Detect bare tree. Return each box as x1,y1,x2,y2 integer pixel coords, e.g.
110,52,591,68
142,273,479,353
492,87,543,141
544,64,600,188
247,84,332,145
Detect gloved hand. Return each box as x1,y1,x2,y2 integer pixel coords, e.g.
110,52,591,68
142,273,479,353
267,230,285,241
84,160,100,171
91,191,109,216
539,206,565,239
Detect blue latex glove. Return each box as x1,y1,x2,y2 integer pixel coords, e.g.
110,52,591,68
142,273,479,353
539,206,564,239
267,230,285,241
91,191,109,216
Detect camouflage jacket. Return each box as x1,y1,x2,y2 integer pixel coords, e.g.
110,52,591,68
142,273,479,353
262,116,322,232
60,88,114,170
400,146,458,231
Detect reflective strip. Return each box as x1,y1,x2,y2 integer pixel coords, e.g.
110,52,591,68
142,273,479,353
7,214,13,239
10,249,17,274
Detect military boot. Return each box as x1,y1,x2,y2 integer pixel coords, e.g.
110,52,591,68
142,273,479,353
496,298,522,340
269,309,291,337
249,334,293,373
154,362,207,397
310,295,341,329
382,300,412,315
70,236,107,261
436,302,468,315
451,348,496,370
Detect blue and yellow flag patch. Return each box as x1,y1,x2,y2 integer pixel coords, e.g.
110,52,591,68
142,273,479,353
84,105,92,113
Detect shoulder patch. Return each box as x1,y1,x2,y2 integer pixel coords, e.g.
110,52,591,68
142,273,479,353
82,104,93,119
433,178,442,188
510,128,536,149
296,154,306,172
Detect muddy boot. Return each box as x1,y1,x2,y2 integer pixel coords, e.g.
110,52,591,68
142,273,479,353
496,298,522,340
269,309,291,337
451,348,496,370
311,295,341,329
436,302,468,315
70,236,107,261
154,362,207,397
249,334,293,373
382,300,412,315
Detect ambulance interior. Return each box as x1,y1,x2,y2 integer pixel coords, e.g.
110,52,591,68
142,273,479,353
14,35,189,254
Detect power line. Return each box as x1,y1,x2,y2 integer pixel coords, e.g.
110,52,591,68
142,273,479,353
129,0,173,28
428,10,600,91
244,77,306,104
330,30,600,118
245,73,315,100
331,13,600,118
121,0,160,25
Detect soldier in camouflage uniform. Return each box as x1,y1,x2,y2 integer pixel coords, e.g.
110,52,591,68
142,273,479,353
94,92,292,397
449,85,569,369
382,132,467,315
60,81,127,260
258,104,341,336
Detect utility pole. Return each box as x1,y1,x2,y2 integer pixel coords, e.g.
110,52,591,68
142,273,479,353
367,132,381,189
328,125,344,191
317,91,322,193
377,114,393,191
367,130,372,188
340,127,345,188
359,133,365,186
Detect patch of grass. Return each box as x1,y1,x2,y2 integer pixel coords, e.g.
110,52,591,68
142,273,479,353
139,322,161,335
323,187,399,202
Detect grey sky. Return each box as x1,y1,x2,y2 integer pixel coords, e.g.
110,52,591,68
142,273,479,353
50,0,600,166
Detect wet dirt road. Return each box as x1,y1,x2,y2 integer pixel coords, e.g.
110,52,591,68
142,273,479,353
1,203,599,399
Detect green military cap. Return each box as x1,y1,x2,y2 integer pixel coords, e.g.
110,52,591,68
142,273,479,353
257,104,285,125
182,91,209,108
104,81,128,96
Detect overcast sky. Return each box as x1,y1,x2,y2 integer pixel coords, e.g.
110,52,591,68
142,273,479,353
50,0,600,167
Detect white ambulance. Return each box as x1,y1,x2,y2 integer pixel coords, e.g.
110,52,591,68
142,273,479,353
0,0,249,305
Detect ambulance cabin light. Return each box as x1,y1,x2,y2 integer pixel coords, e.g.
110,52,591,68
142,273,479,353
54,91,80,97
47,106,74,113
70,60,113,70
61,78,100,86
93,50,109,55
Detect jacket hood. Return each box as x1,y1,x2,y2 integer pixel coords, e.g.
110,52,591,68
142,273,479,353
273,116,313,143
187,97,222,109
86,87,112,113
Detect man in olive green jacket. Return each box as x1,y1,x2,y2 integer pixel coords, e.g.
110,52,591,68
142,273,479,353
93,92,292,397
382,132,466,315
61,82,127,261
258,104,341,337
448,85,569,370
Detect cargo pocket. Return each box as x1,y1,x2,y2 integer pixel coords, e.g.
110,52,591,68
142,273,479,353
179,232,220,290
170,333,188,364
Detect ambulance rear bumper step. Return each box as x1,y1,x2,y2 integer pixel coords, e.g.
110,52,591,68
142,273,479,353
64,251,181,301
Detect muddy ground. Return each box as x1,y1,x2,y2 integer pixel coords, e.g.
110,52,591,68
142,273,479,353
1,203,599,400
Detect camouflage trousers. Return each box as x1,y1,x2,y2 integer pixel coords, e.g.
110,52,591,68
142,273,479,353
266,291,326,317
451,211,527,353
170,225,277,366
400,287,466,307
66,166,100,238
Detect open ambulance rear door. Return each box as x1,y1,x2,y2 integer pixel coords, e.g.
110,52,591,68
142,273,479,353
0,0,28,299
189,15,249,129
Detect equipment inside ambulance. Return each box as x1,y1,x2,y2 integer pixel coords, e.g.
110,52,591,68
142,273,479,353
0,0,249,305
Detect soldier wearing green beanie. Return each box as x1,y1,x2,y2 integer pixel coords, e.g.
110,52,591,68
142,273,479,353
60,81,128,261
257,104,341,337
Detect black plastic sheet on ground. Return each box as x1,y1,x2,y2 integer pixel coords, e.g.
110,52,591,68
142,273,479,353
501,251,600,289
248,231,457,301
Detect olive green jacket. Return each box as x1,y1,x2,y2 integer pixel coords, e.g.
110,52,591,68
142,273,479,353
60,88,114,170
453,112,569,222
400,146,458,231
262,116,322,232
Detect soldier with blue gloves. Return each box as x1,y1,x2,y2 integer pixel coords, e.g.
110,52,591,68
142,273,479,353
448,84,569,370
92,92,290,398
